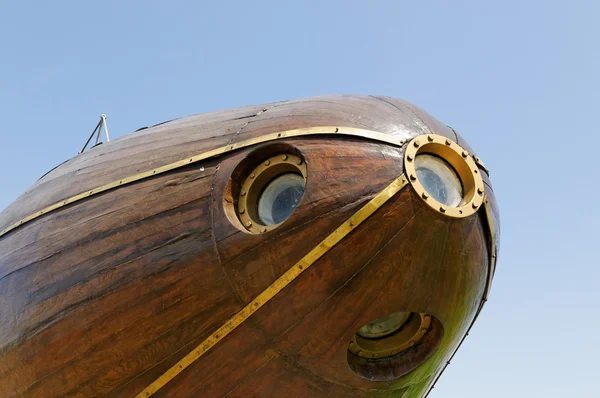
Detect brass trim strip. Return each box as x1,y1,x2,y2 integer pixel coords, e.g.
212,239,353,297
473,155,490,175
0,127,405,239
134,174,409,397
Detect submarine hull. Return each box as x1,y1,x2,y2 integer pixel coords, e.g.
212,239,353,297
0,95,498,397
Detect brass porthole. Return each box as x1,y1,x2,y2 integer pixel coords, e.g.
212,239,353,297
347,313,444,381
237,153,307,234
348,312,431,359
404,134,485,218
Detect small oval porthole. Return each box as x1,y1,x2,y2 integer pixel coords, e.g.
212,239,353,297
347,312,444,381
237,153,307,234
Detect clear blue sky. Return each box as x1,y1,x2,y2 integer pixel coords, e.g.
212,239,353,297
1,1,597,396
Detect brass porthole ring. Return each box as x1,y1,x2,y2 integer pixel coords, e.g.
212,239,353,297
237,153,307,234
404,134,485,218
348,312,432,359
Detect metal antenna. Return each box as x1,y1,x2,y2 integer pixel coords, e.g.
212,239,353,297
80,114,110,154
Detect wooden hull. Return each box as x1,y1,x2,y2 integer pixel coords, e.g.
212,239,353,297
0,95,499,397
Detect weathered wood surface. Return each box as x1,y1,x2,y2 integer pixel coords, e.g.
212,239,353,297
0,95,496,397
0,95,468,233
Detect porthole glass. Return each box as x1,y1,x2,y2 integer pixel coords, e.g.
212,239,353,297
415,154,463,207
357,312,411,339
349,312,432,360
257,173,305,225
236,153,307,234
348,313,443,381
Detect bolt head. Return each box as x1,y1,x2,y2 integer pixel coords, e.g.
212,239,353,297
265,160,271,166
427,135,434,142
413,140,420,148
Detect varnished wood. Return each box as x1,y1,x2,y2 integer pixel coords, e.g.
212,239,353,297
0,95,497,397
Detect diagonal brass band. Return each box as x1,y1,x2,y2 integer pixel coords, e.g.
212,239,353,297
134,174,409,397
0,126,405,239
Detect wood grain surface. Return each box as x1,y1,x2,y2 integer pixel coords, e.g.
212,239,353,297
0,95,497,397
